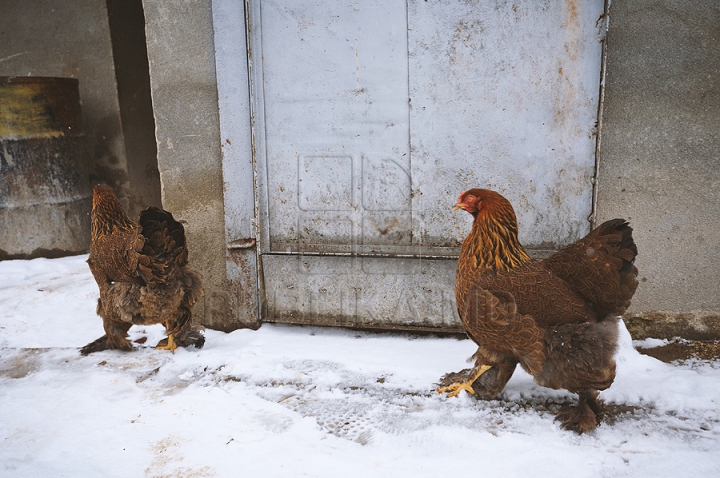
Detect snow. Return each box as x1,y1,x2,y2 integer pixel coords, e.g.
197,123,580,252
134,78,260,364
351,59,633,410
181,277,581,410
1,255,719,477
632,337,670,349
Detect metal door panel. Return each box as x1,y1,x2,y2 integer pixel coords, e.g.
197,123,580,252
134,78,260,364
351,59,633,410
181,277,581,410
213,0,260,328
263,254,460,331
408,0,605,254
258,0,412,255
218,0,606,330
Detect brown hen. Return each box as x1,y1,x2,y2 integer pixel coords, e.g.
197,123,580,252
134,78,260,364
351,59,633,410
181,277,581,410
438,188,638,433
80,184,204,355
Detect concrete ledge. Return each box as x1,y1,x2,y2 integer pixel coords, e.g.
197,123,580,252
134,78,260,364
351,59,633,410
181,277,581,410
625,312,720,341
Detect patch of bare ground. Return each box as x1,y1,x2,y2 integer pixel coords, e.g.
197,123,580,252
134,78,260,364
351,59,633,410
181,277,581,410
636,340,720,362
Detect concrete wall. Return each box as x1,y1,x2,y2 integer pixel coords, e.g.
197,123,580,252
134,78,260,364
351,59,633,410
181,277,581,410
106,0,162,215
597,0,720,338
0,0,161,221
0,0,128,201
1,0,228,328
141,0,234,330
139,0,719,336
8,0,713,335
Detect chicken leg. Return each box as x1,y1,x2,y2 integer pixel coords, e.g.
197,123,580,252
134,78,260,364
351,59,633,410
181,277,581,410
80,307,132,355
437,364,492,397
555,389,605,433
155,322,178,353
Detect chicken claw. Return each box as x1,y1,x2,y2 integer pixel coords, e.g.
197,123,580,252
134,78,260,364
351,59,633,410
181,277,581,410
156,334,177,353
437,364,492,397
156,323,178,353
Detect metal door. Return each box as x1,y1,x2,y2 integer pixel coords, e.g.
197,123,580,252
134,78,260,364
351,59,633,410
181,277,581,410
214,0,607,331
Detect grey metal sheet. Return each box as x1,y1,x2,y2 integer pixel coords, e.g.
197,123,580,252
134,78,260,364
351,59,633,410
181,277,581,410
238,0,607,329
213,0,261,327
257,0,412,254
256,0,604,259
263,254,461,330
408,0,605,251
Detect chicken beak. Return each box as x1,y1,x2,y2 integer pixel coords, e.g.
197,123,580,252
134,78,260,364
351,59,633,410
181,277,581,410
452,204,463,211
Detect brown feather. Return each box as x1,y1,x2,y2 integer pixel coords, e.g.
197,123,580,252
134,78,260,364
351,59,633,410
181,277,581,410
450,188,639,433
81,185,204,355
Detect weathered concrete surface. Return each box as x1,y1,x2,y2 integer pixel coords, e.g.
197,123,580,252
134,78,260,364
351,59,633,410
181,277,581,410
625,313,720,342
106,0,162,216
142,0,232,329
0,0,163,259
212,0,261,330
0,77,91,259
597,1,720,337
0,0,129,203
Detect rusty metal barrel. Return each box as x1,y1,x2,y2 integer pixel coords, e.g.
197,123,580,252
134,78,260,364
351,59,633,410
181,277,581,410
0,76,91,260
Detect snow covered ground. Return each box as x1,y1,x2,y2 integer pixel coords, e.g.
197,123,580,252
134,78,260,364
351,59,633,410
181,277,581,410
1,255,718,477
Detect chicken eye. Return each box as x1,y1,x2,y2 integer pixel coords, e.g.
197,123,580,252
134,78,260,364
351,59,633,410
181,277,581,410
465,195,475,203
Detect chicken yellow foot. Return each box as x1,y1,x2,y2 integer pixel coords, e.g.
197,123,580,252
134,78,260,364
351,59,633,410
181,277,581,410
156,323,178,353
156,334,177,352
437,364,492,397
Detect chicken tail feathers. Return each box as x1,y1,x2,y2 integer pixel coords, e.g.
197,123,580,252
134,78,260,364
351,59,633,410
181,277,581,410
137,206,190,282
595,219,639,316
545,218,639,319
